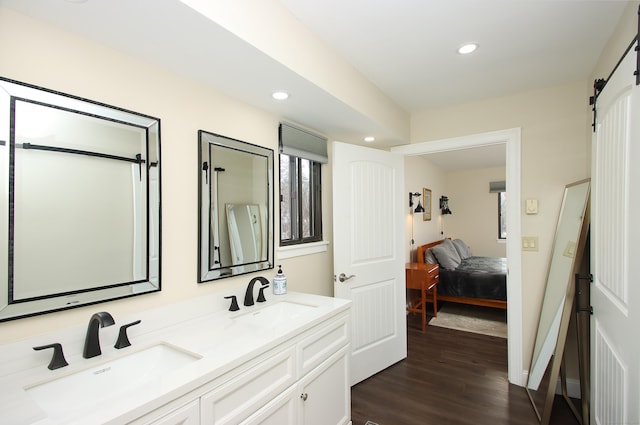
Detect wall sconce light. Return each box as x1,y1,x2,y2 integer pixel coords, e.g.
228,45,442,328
440,196,452,215
409,192,425,213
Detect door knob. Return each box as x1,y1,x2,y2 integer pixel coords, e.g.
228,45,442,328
300,393,308,401
338,273,355,282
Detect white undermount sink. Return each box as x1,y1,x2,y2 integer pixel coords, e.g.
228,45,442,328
233,300,319,329
25,342,201,418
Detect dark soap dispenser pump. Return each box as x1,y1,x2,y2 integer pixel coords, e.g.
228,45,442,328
273,265,287,295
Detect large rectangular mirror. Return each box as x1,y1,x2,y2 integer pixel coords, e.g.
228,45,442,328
0,77,161,321
198,130,273,282
526,179,590,424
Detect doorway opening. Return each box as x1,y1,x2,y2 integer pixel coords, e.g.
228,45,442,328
392,127,523,385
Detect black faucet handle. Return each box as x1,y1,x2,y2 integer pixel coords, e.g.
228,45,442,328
33,343,68,370
114,320,142,349
224,295,240,311
257,284,270,303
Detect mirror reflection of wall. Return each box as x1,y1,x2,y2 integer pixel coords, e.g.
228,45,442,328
13,101,147,299
0,77,161,321
198,130,273,282
227,204,263,266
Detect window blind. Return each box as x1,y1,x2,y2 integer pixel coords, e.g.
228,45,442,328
279,122,328,164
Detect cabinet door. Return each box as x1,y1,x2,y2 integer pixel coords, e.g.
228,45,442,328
145,399,199,425
298,346,350,425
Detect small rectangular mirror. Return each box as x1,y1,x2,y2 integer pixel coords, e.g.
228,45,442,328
198,130,273,282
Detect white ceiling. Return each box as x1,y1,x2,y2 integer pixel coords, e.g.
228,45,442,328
279,0,629,112
1,0,632,169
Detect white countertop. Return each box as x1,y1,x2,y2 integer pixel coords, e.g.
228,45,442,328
0,292,351,425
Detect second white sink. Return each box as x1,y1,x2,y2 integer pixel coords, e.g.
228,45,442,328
26,342,201,418
233,300,319,329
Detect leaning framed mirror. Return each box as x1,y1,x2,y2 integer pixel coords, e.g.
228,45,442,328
526,179,590,424
198,130,273,282
0,77,162,321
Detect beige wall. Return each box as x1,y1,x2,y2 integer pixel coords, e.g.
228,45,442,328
404,156,446,262
411,80,589,365
445,166,507,258
0,8,333,344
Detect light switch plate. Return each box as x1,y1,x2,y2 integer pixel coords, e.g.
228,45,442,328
525,199,539,214
522,236,539,251
563,241,576,258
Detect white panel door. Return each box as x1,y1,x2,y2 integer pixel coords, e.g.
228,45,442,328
332,141,406,386
591,43,640,425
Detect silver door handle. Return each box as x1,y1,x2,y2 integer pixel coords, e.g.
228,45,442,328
338,273,356,283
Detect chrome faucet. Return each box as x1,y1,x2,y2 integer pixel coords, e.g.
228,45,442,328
243,276,270,307
83,311,115,359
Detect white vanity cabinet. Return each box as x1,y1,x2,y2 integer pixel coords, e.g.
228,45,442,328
146,400,200,425
200,346,297,424
297,346,350,425
132,309,350,425
241,335,351,425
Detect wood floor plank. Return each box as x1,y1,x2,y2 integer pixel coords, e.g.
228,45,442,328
350,316,581,425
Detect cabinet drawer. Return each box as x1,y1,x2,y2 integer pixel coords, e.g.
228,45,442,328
145,399,200,425
200,347,296,425
128,396,200,425
297,314,349,377
239,386,297,425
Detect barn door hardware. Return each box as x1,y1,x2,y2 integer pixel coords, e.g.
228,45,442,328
635,4,639,85
575,273,593,315
589,78,606,132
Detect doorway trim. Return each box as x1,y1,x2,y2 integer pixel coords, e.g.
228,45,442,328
391,127,523,385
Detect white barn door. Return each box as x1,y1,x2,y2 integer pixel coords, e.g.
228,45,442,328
332,141,407,386
591,43,640,425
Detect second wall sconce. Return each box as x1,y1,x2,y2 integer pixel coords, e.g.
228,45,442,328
409,192,425,213
440,196,452,215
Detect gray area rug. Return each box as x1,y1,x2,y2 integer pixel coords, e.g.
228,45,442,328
429,303,507,338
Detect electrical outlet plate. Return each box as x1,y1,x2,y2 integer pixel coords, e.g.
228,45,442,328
525,199,539,214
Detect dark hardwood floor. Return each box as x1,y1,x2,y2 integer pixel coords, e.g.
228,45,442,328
350,315,581,425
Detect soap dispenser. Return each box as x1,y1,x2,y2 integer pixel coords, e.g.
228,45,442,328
273,265,287,295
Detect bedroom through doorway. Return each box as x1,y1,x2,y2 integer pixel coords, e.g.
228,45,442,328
392,128,523,385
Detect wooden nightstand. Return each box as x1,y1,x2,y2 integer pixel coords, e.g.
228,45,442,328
405,262,439,332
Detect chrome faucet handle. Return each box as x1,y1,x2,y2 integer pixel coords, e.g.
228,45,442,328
224,295,240,311
114,320,142,349
33,343,69,370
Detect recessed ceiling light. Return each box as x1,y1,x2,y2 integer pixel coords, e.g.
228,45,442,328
457,43,478,55
364,136,375,142
272,91,289,100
